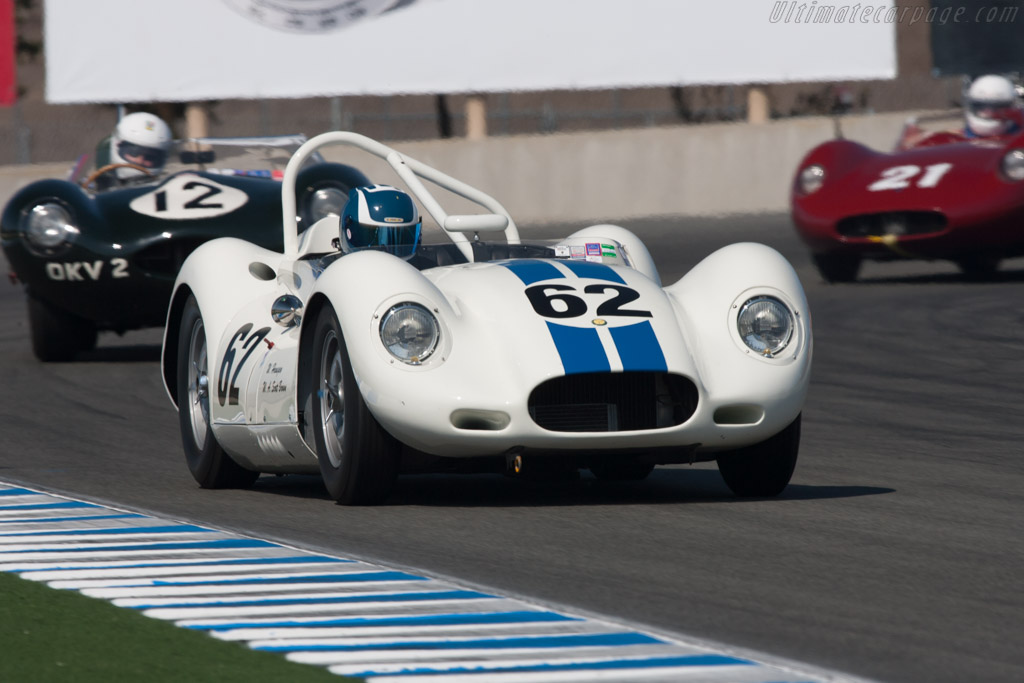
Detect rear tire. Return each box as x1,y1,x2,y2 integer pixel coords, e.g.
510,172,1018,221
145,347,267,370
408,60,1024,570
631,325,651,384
716,415,800,497
812,253,860,283
176,295,258,489
27,294,97,362
310,304,400,505
956,255,1000,280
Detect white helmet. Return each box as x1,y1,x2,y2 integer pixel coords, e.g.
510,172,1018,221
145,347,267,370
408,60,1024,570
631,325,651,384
109,112,172,179
965,75,1020,137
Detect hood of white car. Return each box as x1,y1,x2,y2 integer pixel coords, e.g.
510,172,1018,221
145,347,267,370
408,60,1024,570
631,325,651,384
423,258,694,379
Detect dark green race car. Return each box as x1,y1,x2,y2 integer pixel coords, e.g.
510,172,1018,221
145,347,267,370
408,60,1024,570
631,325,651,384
1,136,369,361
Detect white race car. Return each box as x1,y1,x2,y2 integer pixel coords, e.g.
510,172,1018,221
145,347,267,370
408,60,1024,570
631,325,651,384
161,132,812,505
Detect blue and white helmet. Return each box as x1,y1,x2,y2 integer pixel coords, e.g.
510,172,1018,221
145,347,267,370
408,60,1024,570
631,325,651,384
340,185,421,259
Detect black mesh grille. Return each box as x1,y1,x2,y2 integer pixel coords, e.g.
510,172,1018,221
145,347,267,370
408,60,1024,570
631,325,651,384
837,211,947,238
528,372,698,433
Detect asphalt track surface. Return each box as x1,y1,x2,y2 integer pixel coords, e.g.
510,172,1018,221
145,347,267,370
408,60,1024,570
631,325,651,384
1,213,1022,683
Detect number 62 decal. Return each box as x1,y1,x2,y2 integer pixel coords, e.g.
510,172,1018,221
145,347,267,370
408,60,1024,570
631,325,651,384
525,284,651,319
218,323,271,406
868,163,952,192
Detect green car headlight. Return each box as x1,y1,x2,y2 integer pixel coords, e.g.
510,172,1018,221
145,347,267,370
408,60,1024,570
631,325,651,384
22,202,77,255
309,187,348,222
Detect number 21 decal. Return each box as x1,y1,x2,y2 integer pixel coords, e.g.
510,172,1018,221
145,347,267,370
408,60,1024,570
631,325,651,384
868,163,952,191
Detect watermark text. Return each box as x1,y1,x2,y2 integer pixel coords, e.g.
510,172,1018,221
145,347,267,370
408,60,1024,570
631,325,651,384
769,2,1019,25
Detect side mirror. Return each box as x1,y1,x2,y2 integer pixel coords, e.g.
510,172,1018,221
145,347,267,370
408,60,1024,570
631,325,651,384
443,214,509,233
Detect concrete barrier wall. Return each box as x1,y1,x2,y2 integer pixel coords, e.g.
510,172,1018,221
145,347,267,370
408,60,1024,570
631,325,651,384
0,110,936,225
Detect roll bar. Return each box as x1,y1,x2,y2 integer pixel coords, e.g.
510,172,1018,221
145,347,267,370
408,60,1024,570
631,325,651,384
281,131,520,261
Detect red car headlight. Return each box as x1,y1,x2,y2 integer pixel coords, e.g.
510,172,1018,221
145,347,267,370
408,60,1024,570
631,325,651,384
798,164,825,194
1001,149,1024,181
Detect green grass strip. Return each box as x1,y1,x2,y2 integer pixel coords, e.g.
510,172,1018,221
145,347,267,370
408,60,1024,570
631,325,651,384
0,571,360,682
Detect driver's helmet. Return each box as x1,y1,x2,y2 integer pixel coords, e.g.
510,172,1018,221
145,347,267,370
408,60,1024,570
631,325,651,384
965,75,1020,138
109,112,172,179
340,185,421,259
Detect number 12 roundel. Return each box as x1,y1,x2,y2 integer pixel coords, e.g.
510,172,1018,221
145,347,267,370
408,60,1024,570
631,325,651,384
129,174,250,220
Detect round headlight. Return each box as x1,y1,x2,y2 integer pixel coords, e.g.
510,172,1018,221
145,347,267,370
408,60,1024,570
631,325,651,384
798,164,825,194
309,187,348,222
737,296,794,358
379,303,440,365
23,202,76,254
1002,149,1024,181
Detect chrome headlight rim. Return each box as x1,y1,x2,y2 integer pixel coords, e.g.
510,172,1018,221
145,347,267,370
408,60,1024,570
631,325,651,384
1001,149,1024,182
379,302,440,366
735,295,795,359
798,164,826,195
20,199,78,256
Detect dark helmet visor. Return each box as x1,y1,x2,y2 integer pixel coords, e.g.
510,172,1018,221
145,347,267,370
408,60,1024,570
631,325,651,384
117,141,167,167
346,220,422,258
969,100,1015,119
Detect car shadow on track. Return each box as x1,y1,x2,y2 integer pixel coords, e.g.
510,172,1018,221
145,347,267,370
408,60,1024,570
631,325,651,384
249,469,893,508
830,264,1024,286
76,343,162,363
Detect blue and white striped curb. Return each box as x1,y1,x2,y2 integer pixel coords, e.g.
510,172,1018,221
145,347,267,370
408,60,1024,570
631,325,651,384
0,482,867,682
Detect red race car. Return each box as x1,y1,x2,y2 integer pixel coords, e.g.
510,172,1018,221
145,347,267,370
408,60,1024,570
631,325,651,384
791,110,1024,282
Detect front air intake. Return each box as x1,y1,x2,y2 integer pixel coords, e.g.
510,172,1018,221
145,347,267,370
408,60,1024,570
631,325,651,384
528,372,698,432
837,211,947,238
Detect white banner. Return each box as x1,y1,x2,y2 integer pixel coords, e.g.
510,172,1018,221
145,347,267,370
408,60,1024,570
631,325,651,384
45,0,896,103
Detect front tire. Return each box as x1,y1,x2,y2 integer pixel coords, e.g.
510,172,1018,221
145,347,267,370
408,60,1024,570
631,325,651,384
310,304,400,505
812,253,860,283
27,294,97,362
716,415,801,497
176,295,258,489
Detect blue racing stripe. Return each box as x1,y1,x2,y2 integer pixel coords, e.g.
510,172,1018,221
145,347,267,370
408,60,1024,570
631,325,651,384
498,260,564,285
610,320,667,372
16,555,352,572
0,539,275,554
150,570,424,587
129,589,492,610
0,514,144,524
257,632,661,652
0,525,214,537
345,654,754,678
191,610,579,631
559,259,625,284
0,502,97,510
546,322,609,374
0,488,38,496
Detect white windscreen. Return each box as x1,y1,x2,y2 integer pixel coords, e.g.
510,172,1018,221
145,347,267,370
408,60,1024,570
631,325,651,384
45,0,897,103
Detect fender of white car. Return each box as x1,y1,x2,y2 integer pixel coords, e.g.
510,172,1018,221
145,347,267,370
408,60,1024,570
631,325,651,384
161,236,309,411
665,241,812,433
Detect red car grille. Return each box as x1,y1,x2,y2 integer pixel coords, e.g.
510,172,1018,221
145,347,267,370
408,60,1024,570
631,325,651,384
837,211,947,238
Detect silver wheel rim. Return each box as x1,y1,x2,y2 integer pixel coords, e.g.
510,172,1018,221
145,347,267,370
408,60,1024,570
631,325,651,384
186,317,209,450
318,329,346,469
